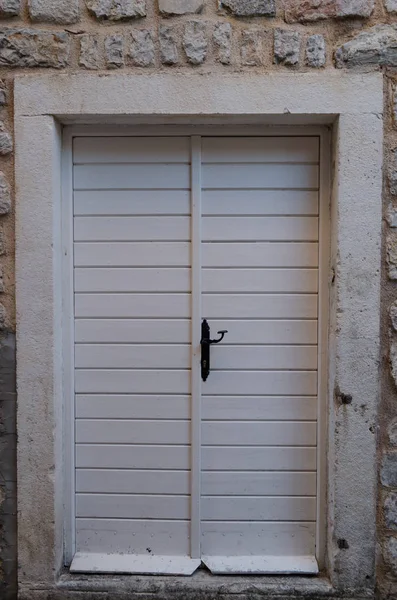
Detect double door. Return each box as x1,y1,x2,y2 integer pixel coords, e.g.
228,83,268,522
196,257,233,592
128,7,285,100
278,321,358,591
70,133,323,575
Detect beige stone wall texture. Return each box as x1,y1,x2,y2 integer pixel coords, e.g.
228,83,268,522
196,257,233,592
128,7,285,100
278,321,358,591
3,0,397,598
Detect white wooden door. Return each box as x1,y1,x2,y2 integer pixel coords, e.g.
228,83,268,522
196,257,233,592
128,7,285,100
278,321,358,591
70,133,324,576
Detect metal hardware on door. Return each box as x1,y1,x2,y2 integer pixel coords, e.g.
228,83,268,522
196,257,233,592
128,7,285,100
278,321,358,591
200,319,228,382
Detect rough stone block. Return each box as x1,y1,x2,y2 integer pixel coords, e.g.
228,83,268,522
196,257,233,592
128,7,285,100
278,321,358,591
105,34,124,69
183,21,207,65
385,492,397,530
86,0,146,20
285,0,375,22
385,0,397,13
241,29,262,65
0,28,70,68
382,452,397,487
335,25,397,68
389,420,397,446
0,172,10,215
159,0,204,15
0,80,7,106
0,0,20,17
160,25,179,64
387,233,397,279
28,0,80,24
130,29,154,66
384,536,397,574
213,22,232,64
390,301,397,332
220,0,275,16
79,35,98,70
274,28,300,66
0,123,12,156
306,34,326,67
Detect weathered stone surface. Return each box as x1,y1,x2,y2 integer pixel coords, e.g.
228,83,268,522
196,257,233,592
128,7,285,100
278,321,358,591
183,21,207,65
241,29,262,66
0,123,12,156
385,0,397,13
385,492,397,530
105,34,124,68
387,234,397,279
0,80,7,106
220,0,275,16
384,536,397,574
274,28,300,66
0,28,70,68
285,0,375,22
381,452,397,487
389,420,397,446
28,0,80,24
130,29,154,66
160,25,179,64
306,34,326,67
159,0,203,15
0,173,10,215
391,153,397,195
390,301,397,332
0,0,19,17
79,35,98,70
387,204,397,227
86,0,146,20
213,22,232,64
335,25,397,68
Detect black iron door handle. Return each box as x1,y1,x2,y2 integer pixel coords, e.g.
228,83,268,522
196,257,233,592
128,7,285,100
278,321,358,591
200,319,228,382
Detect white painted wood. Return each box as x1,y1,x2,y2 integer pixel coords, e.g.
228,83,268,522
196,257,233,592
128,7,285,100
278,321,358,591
74,164,190,190
71,553,200,575
204,320,317,345
201,471,316,496
207,346,318,370
202,164,318,190
201,446,316,471
202,396,317,421
202,191,318,216
74,216,190,242
75,294,191,318
202,371,317,396
203,217,318,242
76,494,190,519
201,137,319,163
201,555,318,575
75,344,190,369
76,469,190,494
202,269,318,293
74,136,190,163
201,496,316,521
202,242,318,268
76,444,191,469
76,419,190,444
76,395,190,419
75,369,190,394
75,268,191,293
203,294,317,319
75,242,191,267
74,191,190,216
202,421,317,446
201,521,316,556
75,319,191,343
76,519,192,554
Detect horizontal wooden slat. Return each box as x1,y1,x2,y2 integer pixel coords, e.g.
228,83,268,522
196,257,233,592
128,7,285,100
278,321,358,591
201,496,316,521
74,190,191,216
203,371,317,396
202,190,318,216
203,295,317,319
202,397,317,421
75,242,191,267
201,521,315,556
208,346,317,370
76,494,190,519
74,164,190,190
202,242,318,268
202,164,318,190
75,268,191,293
203,269,318,294
201,137,319,163
76,444,190,469
75,369,190,394
203,217,318,242
76,420,189,444
76,395,191,419
75,294,191,318
208,320,317,344
74,216,190,242
75,319,191,343
76,519,190,555
74,137,191,164
76,469,190,494
75,345,190,369
76,444,315,470
201,471,316,496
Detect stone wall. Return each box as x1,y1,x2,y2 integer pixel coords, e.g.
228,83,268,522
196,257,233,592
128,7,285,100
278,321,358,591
2,0,397,598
